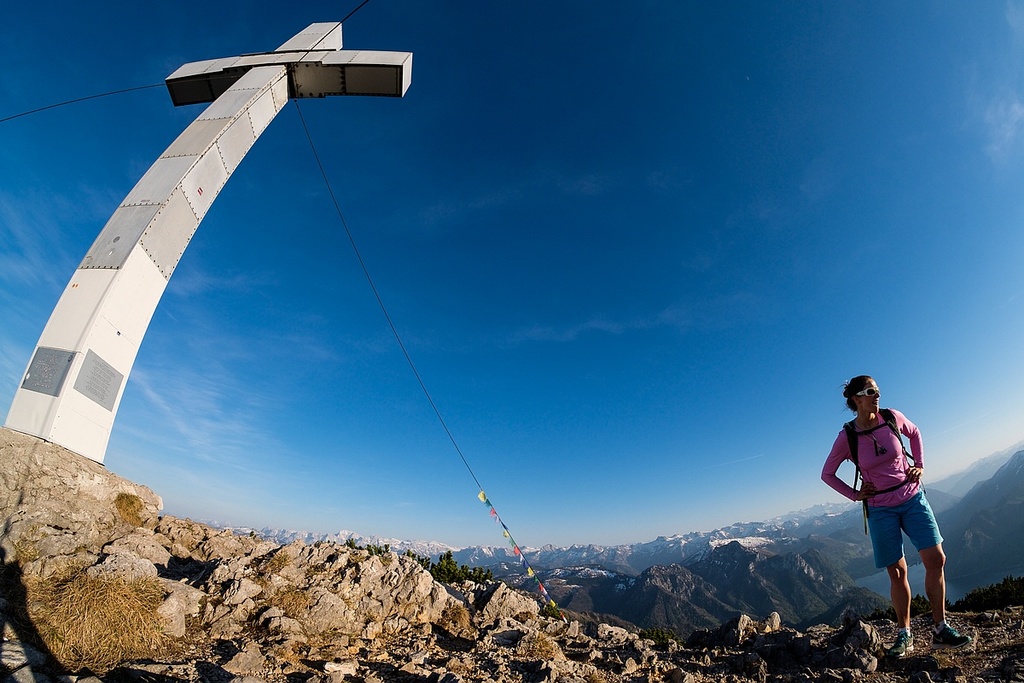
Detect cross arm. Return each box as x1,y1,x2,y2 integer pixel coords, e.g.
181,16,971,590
165,22,412,106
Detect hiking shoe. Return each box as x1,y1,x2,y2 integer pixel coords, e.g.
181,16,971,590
886,630,914,658
932,624,972,650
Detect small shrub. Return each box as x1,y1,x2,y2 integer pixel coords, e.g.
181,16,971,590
274,586,311,619
263,551,290,574
28,567,166,672
113,493,144,527
639,626,681,647
541,601,563,619
429,551,494,584
465,565,494,583
518,631,561,660
441,603,472,632
953,575,1024,613
305,562,329,578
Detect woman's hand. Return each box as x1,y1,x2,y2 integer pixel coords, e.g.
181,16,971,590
856,481,877,500
907,466,924,483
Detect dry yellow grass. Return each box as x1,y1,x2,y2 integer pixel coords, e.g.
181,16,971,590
263,550,290,574
517,631,561,660
440,602,471,632
113,492,144,527
13,537,39,563
274,585,311,619
28,567,166,672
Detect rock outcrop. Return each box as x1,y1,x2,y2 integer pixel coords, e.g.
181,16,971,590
2,427,1023,683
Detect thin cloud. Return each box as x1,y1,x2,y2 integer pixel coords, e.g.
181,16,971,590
984,94,1024,160
419,185,525,227
1007,1,1024,40
659,291,768,333
128,366,262,465
500,291,767,348
0,191,83,290
0,339,32,402
418,167,618,228
557,174,609,196
508,316,647,344
694,453,766,472
978,4,1024,161
165,267,269,299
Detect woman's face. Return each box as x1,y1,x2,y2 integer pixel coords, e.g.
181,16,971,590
853,379,881,412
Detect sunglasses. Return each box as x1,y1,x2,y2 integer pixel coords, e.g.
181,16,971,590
855,386,880,397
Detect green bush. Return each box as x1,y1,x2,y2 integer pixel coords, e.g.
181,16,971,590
863,574,1024,621
342,538,391,556
429,551,494,584
540,601,563,619
639,627,682,647
952,575,1024,612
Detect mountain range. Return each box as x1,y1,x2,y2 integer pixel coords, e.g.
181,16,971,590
232,446,1024,636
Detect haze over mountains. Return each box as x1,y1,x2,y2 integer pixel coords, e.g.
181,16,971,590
242,444,1018,573
232,445,1024,636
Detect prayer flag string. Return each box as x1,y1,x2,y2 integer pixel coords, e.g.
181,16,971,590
297,105,565,624
477,490,566,622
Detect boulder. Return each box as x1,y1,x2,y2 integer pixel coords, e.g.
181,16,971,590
157,578,207,638
474,581,540,626
85,552,158,581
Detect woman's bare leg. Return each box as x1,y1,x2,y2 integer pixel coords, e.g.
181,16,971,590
887,556,912,628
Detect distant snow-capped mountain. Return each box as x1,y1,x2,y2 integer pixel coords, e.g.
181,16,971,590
216,526,459,559
455,502,856,576
211,500,856,577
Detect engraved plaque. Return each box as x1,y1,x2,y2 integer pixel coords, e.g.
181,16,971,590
21,347,76,397
73,350,124,412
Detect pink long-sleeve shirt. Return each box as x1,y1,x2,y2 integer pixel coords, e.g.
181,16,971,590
820,408,923,508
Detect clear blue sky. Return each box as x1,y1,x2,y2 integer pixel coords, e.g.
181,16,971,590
2,2,1023,548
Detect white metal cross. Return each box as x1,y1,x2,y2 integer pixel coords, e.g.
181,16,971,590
5,24,412,463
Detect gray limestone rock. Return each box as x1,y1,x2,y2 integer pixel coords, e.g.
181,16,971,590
157,578,207,637
224,642,268,676
0,641,48,671
85,552,158,581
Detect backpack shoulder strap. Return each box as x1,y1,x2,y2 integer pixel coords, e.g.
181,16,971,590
842,421,859,466
842,421,868,535
879,408,914,462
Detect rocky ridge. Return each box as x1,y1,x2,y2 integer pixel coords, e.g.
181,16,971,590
2,427,1024,683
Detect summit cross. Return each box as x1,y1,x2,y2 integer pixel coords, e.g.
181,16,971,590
5,23,412,463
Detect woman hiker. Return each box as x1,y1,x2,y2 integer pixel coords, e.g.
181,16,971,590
821,375,972,658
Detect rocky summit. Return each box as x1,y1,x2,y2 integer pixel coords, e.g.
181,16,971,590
2,427,1023,683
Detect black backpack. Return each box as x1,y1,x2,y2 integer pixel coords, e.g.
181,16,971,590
842,408,916,532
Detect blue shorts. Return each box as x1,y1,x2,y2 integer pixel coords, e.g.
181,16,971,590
867,491,943,569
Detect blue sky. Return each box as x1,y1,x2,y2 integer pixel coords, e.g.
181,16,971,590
2,2,1024,548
